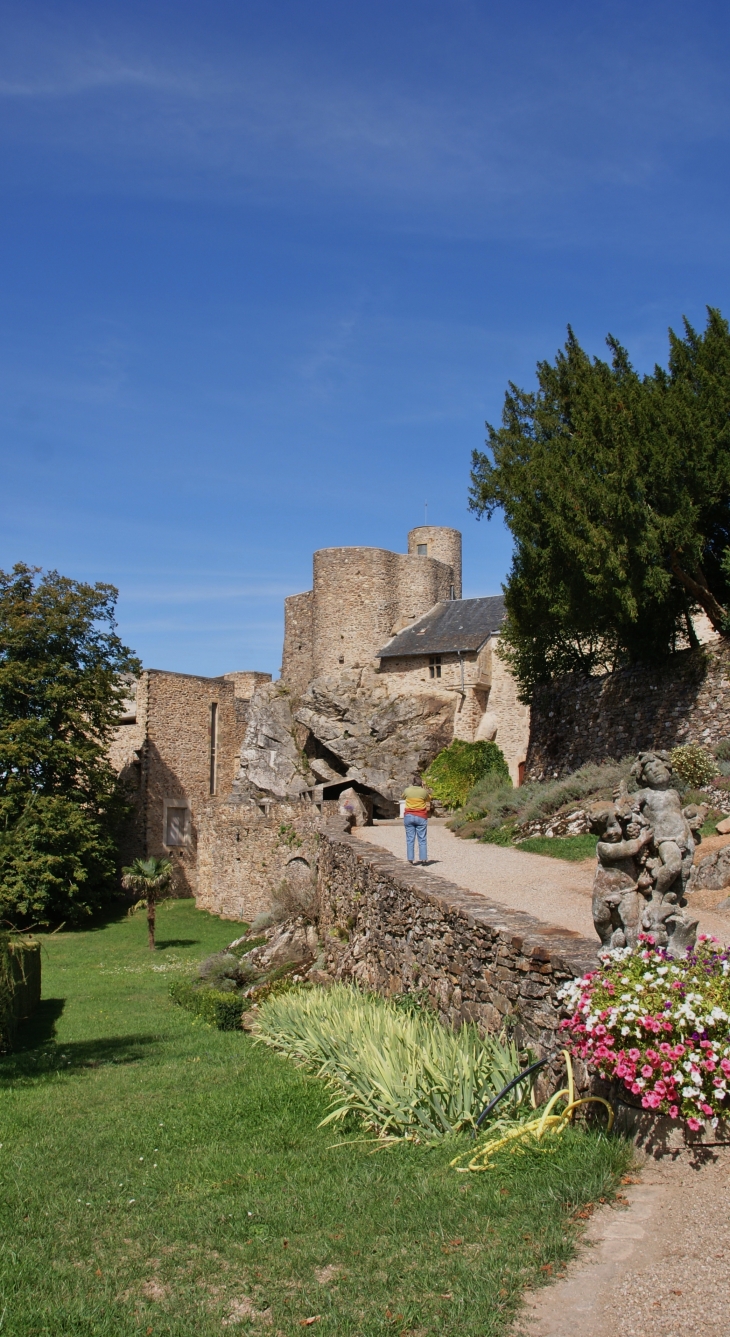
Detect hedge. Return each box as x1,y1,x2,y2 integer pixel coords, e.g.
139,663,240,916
168,979,245,1031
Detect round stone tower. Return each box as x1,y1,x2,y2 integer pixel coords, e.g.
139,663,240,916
407,526,462,599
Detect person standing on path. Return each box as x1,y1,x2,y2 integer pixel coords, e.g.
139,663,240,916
402,781,431,864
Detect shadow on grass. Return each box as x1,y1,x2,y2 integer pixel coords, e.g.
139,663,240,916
155,939,200,950
17,997,65,1046
0,1028,160,1084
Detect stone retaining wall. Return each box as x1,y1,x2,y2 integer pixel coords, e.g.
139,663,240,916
526,639,730,780
316,820,597,1085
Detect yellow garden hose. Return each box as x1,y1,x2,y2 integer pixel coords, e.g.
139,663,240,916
451,1050,614,1173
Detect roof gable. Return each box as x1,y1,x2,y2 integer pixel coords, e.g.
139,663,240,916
377,595,505,658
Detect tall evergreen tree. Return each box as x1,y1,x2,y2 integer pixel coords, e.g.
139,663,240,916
470,309,730,698
0,564,139,925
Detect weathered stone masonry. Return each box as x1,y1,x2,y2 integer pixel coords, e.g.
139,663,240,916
316,820,597,1083
527,639,730,780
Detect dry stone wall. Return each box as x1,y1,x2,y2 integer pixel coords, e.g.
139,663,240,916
316,821,597,1079
527,640,730,780
197,796,322,922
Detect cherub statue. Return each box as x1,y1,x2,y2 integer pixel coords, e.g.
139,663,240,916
592,803,653,950
591,752,700,957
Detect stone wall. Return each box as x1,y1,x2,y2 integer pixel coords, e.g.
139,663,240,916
310,546,454,678
479,650,531,784
281,591,314,694
526,639,730,780
197,796,322,921
407,526,462,598
316,821,597,1077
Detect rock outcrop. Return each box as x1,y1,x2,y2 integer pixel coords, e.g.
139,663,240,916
234,668,455,806
295,667,455,801
690,845,730,892
236,682,313,798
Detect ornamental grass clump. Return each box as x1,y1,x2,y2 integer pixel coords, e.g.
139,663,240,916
255,984,526,1139
560,935,730,1130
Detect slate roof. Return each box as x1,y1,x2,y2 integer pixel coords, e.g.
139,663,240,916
377,595,506,659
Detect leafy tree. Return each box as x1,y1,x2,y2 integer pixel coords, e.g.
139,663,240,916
470,309,730,698
0,564,139,926
121,857,174,950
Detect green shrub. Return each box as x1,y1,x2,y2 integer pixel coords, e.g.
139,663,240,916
669,744,719,788
423,740,510,810
255,984,528,1139
714,738,730,763
450,758,634,836
169,979,245,1030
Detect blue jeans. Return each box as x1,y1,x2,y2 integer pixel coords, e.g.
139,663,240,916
404,813,428,862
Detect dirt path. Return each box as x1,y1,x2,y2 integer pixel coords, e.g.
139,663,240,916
354,821,730,944
515,1147,730,1337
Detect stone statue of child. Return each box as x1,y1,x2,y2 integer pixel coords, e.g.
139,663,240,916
592,804,653,949
630,751,696,899
591,752,700,956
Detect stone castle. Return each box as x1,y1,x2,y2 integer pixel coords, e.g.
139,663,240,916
112,525,529,914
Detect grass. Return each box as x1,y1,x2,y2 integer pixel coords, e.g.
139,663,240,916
475,828,597,862
0,899,632,1336
514,834,598,862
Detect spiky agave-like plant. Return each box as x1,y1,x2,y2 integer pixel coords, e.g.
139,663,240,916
255,984,529,1140
121,857,173,950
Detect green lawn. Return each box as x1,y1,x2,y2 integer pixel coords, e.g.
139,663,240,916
0,900,631,1336
515,834,598,862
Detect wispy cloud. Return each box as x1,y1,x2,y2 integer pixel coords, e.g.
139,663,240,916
0,6,727,232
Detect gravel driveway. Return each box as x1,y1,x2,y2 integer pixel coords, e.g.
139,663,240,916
354,820,730,945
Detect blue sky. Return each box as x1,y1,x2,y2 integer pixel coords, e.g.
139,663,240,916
1,0,730,677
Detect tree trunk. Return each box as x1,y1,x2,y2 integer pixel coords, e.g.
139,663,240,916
670,552,727,632
148,899,156,950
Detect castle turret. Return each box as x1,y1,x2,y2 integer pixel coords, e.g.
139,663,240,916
407,526,462,599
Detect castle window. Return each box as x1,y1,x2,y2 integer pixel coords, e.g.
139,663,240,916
209,702,218,795
417,544,428,556
165,806,190,846
429,655,442,679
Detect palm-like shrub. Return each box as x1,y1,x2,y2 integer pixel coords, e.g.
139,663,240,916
255,984,527,1139
121,857,173,950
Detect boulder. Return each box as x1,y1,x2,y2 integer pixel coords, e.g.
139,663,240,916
258,922,319,969
237,683,313,798
690,844,730,892
295,667,455,801
337,787,372,827
716,817,730,835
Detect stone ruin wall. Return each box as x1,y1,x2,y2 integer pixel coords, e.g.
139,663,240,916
196,801,597,1086
141,670,249,896
482,651,531,784
317,824,596,1087
407,525,462,598
281,591,314,695
526,638,730,780
309,546,454,678
197,796,322,922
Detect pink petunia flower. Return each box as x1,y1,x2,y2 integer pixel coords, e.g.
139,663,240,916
687,1118,702,1131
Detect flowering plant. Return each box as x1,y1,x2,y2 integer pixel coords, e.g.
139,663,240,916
559,935,730,1130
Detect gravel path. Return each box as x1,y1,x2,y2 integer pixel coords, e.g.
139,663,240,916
354,821,730,944
516,1148,730,1336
